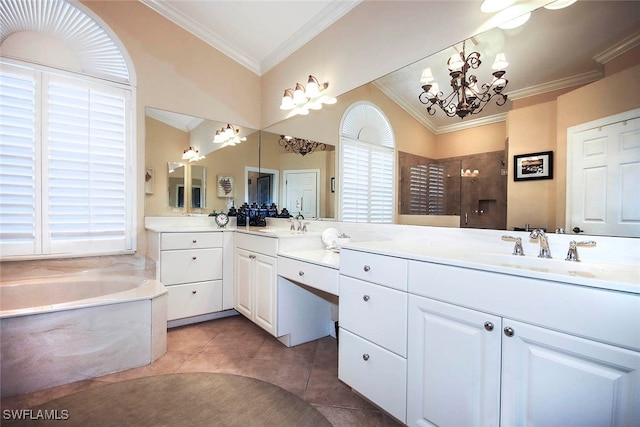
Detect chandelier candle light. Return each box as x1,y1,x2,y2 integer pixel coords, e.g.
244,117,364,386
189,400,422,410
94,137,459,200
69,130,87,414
280,75,336,116
418,40,509,119
213,124,246,147
278,135,326,156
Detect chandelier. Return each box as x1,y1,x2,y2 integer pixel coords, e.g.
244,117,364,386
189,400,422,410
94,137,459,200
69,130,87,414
278,135,326,156
280,75,337,116
418,40,509,119
213,124,247,147
182,146,205,162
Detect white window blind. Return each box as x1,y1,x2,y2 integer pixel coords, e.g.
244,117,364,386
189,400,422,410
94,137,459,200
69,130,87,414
409,164,429,214
340,138,394,223
0,62,133,258
428,164,445,215
0,65,39,255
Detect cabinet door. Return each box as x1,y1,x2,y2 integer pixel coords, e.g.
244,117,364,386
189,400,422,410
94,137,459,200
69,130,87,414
407,295,501,427
501,319,640,427
234,248,253,318
253,253,277,335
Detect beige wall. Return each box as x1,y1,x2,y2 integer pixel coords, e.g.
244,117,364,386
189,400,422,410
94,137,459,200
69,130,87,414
435,122,506,159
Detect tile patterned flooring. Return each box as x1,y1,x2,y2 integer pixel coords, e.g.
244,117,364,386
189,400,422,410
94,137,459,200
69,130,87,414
1,315,403,426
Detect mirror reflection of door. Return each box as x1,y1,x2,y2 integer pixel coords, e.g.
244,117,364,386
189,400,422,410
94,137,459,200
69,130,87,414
168,162,186,208
177,185,184,207
568,110,640,237
190,165,206,208
284,169,319,219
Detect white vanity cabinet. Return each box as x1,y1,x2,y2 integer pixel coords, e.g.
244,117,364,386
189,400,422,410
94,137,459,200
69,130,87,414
338,248,408,423
234,232,278,335
407,261,640,427
147,231,229,323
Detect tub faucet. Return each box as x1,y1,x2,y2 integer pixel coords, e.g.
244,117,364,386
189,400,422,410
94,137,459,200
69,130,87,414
529,229,552,258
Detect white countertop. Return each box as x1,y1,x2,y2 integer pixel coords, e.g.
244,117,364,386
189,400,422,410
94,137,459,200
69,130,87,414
278,249,340,269
341,240,640,295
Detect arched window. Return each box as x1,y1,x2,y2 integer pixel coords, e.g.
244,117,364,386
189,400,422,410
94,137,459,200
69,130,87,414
0,0,136,258
339,102,395,223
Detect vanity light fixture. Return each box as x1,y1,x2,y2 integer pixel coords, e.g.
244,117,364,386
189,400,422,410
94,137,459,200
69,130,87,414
213,124,247,147
461,169,480,177
418,39,508,119
279,75,336,116
182,146,205,162
278,135,326,157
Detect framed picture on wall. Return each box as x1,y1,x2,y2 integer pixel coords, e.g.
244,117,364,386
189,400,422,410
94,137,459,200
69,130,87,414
217,175,234,197
513,151,553,181
145,168,154,194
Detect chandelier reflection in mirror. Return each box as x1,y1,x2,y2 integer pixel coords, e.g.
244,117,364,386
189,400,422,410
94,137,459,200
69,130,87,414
278,135,326,157
418,40,509,119
280,75,337,116
213,124,247,147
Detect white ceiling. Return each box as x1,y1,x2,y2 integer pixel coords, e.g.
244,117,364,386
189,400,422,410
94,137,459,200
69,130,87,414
140,0,640,133
139,0,361,75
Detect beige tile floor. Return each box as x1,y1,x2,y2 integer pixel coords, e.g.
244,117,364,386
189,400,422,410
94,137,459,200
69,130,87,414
1,315,403,426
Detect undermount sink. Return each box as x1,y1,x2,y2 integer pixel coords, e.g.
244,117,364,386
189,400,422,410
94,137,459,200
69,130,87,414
465,252,638,284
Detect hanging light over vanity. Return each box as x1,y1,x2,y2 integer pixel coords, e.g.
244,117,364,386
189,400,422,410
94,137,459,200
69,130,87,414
213,124,246,147
280,75,336,116
278,135,326,156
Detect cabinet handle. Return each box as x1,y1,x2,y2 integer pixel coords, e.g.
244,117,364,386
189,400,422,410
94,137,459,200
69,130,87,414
192,290,197,294
362,354,370,361
192,256,197,260
363,265,371,272
484,321,494,331
298,271,304,276
249,255,256,259
504,326,515,337
363,295,370,302
192,239,197,243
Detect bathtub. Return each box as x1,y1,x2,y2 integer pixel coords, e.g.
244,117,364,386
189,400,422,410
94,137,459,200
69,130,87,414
0,274,168,397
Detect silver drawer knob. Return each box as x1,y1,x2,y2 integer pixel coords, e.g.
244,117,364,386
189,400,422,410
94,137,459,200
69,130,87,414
504,327,515,337
362,354,370,361
363,265,371,272
484,321,494,331
298,271,304,276
192,256,197,260
363,295,370,302
192,290,197,294
192,239,197,243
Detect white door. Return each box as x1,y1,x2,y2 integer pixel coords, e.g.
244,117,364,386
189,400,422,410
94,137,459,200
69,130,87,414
501,319,640,427
283,170,319,219
253,253,277,336
568,112,640,237
234,248,253,319
407,295,502,427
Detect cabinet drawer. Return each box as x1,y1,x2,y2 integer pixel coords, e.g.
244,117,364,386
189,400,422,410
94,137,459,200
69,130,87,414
340,276,407,357
340,249,407,291
236,232,278,257
161,232,222,250
160,248,222,285
339,328,407,423
166,280,223,321
278,256,339,295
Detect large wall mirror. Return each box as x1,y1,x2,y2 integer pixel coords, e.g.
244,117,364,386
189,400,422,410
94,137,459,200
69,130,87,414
261,1,640,237
145,107,258,215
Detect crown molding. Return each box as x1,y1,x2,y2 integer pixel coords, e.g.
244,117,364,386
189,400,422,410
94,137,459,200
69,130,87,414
593,31,640,65
146,108,204,132
261,1,362,74
140,0,261,75
435,113,507,135
372,80,438,134
508,69,601,100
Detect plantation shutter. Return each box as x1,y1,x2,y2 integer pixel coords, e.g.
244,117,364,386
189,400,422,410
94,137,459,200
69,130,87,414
409,165,429,214
341,137,394,223
428,164,445,215
44,74,129,254
0,64,39,256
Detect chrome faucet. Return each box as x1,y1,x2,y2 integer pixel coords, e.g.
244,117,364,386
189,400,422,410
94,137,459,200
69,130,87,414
529,229,552,258
566,240,597,262
501,235,524,255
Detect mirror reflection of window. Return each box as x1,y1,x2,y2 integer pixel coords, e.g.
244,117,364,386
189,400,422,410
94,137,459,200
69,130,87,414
168,161,186,208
